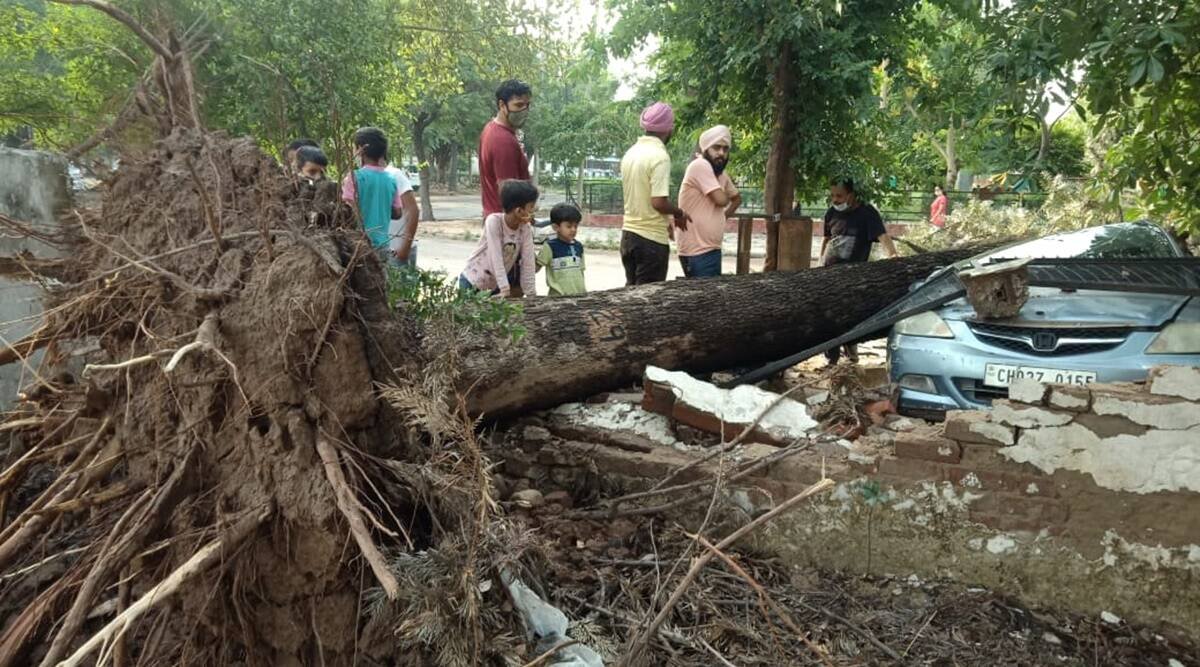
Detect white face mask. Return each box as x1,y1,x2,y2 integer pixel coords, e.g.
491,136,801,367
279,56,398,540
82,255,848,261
832,202,850,212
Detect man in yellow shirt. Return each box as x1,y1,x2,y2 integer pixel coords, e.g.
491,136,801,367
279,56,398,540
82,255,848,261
618,102,690,285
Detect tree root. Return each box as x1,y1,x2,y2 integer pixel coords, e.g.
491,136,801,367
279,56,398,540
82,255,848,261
316,438,402,600
0,419,112,570
38,447,198,667
57,503,272,667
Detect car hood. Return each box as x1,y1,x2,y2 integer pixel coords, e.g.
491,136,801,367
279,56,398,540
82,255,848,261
938,288,1190,327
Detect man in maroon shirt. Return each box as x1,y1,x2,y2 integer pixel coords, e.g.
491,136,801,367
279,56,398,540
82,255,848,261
479,79,532,216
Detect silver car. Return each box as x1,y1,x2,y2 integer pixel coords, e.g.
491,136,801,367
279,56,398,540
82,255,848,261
889,222,1200,419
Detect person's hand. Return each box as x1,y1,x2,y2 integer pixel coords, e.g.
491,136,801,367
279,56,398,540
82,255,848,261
668,225,676,242
672,209,691,231
392,245,411,263
497,286,512,299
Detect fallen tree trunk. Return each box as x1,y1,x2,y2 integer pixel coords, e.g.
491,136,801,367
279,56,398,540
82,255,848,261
460,248,979,417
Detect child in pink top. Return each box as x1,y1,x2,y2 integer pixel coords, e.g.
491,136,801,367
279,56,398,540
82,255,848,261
930,184,948,229
459,180,538,297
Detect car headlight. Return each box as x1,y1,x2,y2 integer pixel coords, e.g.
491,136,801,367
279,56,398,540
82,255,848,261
894,311,954,339
1147,322,1200,354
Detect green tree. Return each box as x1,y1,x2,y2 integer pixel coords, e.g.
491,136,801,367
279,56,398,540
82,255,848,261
524,39,638,204
979,0,1200,231
0,1,142,150
879,1,996,188
610,0,916,268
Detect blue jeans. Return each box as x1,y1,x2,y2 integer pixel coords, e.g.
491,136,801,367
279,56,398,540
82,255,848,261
378,242,418,270
679,249,722,278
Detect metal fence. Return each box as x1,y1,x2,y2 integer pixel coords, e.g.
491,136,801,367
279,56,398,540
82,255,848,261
578,179,1048,222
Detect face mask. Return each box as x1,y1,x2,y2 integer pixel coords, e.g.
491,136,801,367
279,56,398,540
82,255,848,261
506,106,530,129
832,202,849,212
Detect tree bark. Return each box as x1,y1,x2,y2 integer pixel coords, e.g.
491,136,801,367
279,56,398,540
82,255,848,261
763,45,796,272
447,145,460,193
411,111,437,222
459,247,979,417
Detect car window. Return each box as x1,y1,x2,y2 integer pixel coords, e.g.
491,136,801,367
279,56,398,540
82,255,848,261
975,223,1178,265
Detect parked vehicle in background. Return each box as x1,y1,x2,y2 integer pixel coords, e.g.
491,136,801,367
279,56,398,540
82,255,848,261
889,222,1199,419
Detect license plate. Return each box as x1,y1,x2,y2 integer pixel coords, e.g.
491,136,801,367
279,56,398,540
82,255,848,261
984,364,1097,388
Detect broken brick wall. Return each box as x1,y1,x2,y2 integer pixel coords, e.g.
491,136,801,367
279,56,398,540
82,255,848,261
770,366,1200,637
493,370,1200,638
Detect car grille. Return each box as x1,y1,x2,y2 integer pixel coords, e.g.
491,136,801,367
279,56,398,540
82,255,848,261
967,322,1130,357
954,378,1008,405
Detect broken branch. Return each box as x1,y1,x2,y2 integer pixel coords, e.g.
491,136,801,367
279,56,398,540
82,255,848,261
620,477,835,665
57,504,271,667
316,438,401,600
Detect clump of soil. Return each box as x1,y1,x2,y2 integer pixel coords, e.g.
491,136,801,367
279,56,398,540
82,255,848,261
0,131,522,666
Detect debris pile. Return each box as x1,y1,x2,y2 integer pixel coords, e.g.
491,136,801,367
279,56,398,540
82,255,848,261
0,132,542,666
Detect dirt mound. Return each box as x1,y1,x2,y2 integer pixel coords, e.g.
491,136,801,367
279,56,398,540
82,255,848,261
0,131,520,666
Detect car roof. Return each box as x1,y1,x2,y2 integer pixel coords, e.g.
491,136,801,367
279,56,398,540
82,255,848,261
966,221,1181,267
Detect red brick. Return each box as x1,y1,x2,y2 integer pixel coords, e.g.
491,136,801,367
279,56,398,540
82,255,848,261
894,431,962,464
641,380,676,415
943,410,1015,446
968,492,1069,524
877,456,946,483
944,466,1057,498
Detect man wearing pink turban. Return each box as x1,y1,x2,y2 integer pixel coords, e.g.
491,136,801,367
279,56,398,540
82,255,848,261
617,102,691,285
676,125,740,277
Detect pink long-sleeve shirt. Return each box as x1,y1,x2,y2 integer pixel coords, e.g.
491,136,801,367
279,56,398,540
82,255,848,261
461,213,536,295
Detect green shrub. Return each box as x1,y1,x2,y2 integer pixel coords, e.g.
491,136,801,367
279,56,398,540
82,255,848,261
387,266,526,341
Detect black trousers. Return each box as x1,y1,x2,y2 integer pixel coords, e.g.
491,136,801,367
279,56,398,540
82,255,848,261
620,231,669,285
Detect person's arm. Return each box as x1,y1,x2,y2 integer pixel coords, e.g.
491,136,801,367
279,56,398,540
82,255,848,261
650,156,689,230
868,208,898,258
340,172,356,204
484,217,511,296
690,160,728,207
879,233,899,258
726,191,742,217
393,190,419,261
520,229,537,297
722,175,741,217
820,215,831,257
535,242,550,272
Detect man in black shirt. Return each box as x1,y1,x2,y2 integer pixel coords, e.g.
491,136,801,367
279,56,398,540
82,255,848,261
820,177,899,363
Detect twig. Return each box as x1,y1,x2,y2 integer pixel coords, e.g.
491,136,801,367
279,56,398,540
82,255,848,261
697,637,739,667
57,504,271,667
620,478,835,666
0,546,88,582
186,158,224,254
693,534,833,666
568,438,813,520
789,597,904,663
46,0,172,59
316,438,401,600
645,378,818,494
518,639,580,667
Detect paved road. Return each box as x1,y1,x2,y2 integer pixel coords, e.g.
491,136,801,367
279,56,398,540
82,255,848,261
416,236,750,294
426,190,568,221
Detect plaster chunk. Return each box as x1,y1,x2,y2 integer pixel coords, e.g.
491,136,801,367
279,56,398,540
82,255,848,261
970,420,1016,446
1149,365,1200,402
644,366,818,441
986,535,1017,555
991,400,1074,429
1093,393,1200,430
1009,377,1048,405
1049,386,1091,411
1004,423,1200,494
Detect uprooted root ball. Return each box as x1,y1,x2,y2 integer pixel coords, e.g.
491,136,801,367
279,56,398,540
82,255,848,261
0,131,529,667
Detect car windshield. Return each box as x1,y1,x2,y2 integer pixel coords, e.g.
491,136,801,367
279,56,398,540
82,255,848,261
973,223,1178,265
